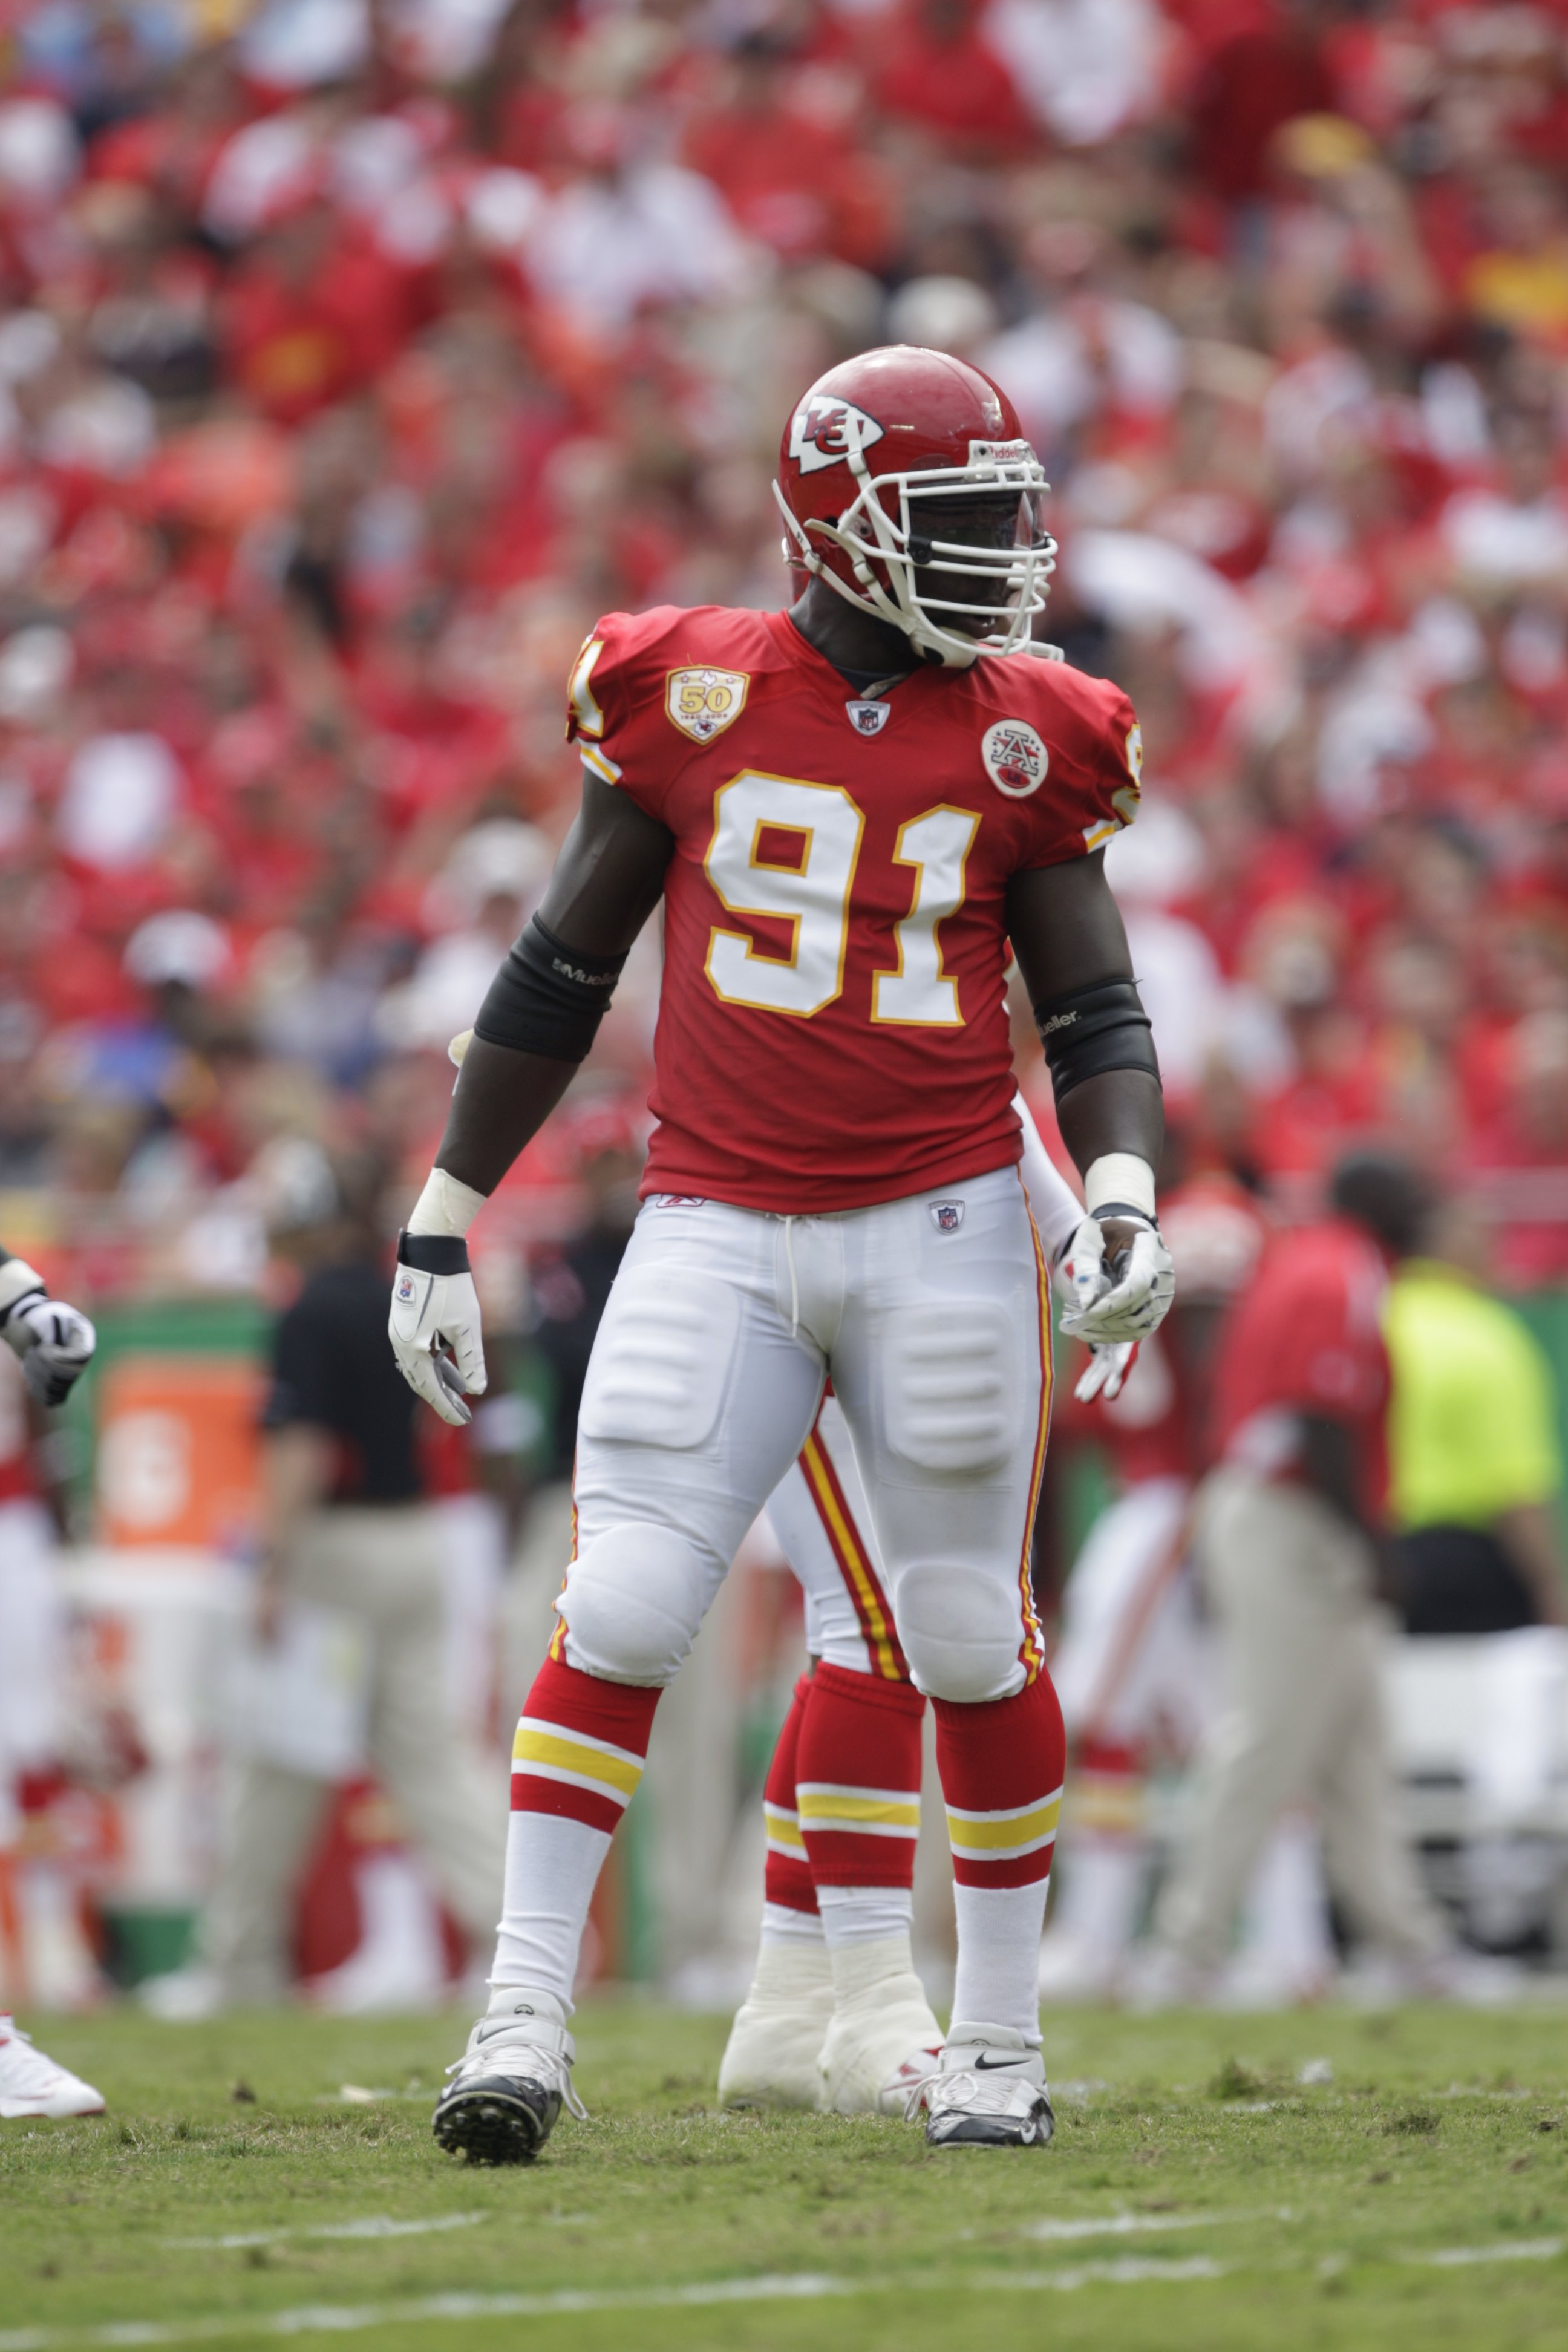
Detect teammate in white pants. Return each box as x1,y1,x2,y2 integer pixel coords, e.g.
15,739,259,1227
0,1246,102,2122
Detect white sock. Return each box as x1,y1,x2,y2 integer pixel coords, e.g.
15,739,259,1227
489,1810,612,2015
952,1880,1050,2042
762,1901,826,1946
816,1886,914,1949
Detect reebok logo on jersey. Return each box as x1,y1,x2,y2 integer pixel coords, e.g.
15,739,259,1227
667,666,749,744
930,1201,965,1232
846,699,889,736
982,719,1048,799
788,394,885,475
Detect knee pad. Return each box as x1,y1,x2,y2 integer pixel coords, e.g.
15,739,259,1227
557,1522,713,1685
893,1561,1026,1703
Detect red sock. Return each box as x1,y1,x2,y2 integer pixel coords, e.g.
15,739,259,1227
511,1654,661,1834
796,1661,924,1891
763,1673,817,1916
935,1670,1067,2033
933,1670,1066,1892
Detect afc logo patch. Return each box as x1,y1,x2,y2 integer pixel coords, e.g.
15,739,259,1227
667,667,749,745
788,394,885,475
930,1201,965,1233
845,699,889,736
982,718,1048,799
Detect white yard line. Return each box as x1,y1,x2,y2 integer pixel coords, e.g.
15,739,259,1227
0,2257,1227,2350
165,2213,486,2251
1025,2207,1288,2243
1407,2239,1565,2267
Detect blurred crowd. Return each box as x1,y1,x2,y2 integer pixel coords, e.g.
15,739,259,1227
2,0,1568,1304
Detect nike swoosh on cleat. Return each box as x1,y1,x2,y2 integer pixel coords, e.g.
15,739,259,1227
970,2053,1034,2072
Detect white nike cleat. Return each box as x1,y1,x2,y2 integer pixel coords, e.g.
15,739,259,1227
912,2020,1054,2148
718,1939,834,2109
819,1961,943,2116
433,1996,586,2166
0,2016,106,2120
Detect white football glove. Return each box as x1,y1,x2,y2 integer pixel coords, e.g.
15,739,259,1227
1074,1340,1137,1405
1059,1211,1175,1346
388,1232,487,1428
5,1291,97,1407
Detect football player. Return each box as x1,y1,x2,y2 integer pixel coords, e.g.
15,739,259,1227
391,346,1173,2158
719,1091,1132,2114
1039,1167,1269,2001
0,1245,103,2121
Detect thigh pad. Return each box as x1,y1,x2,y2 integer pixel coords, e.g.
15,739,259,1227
881,1298,1022,1477
578,1267,739,1452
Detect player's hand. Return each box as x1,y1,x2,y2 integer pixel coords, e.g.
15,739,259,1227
1059,1212,1174,1345
389,1232,487,1428
1074,1340,1137,1405
5,1292,97,1406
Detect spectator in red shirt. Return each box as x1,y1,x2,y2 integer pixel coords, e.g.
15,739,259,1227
1144,1151,1461,1999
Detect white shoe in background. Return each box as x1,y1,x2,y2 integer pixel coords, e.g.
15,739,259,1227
138,1966,224,2022
0,2014,105,2118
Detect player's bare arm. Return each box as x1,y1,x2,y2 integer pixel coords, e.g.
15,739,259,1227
389,774,672,1425
437,776,673,1198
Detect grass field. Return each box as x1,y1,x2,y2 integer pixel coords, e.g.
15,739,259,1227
4,2001,1568,2351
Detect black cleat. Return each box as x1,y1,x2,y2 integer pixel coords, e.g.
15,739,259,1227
432,2013,584,2166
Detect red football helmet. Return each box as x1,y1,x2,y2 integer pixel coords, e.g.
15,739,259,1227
773,345,1054,668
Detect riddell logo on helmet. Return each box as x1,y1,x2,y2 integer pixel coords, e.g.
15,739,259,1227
788,395,885,475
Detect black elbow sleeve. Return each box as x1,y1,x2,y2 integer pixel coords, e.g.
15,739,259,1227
472,916,629,1064
1034,976,1160,1103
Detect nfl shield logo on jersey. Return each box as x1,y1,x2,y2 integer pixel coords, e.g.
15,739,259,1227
930,1201,965,1233
982,719,1048,799
846,699,889,736
667,667,750,744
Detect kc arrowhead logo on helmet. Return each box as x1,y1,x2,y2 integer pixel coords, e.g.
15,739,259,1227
788,394,885,475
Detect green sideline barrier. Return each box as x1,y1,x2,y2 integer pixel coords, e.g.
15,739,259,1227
1513,1294,1568,1545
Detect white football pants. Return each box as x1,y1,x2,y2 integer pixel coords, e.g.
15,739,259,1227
762,1091,1081,1681
560,1166,1051,1705
1050,1476,1209,1753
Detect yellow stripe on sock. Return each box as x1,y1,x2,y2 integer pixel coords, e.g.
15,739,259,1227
797,1791,921,1832
512,1726,644,1799
945,1794,1062,1852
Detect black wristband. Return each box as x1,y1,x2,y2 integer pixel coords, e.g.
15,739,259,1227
397,1230,471,1275
472,915,629,1063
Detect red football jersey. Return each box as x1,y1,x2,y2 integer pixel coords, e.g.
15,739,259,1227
1211,1217,1391,1513
567,605,1141,1212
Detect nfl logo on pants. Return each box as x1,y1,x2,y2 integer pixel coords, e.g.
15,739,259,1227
930,1201,964,1232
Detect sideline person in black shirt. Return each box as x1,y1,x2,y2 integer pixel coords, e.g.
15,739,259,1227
190,1144,505,2010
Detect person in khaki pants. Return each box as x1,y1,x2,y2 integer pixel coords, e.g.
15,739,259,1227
194,1147,505,2008
1148,1153,1463,1998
